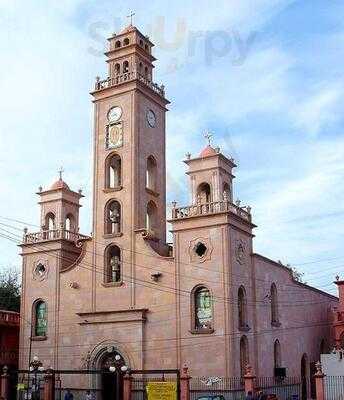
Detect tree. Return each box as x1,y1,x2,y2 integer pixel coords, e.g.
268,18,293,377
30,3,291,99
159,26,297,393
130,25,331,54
0,269,21,312
278,260,307,284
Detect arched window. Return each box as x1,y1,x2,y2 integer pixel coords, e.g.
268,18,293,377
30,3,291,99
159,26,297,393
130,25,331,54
223,182,231,200
139,39,143,47
145,44,149,51
139,62,143,73
146,201,158,233
193,286,213,331
274,339,281,369
105,245,121,283
106,153,121,188
123,61,129,73
197,182,211,204
144,66,148,77
240,335,249,376
115,40,121,48
146,156,157,191
123,37,130,46
238,286,248,330
33,300,47,337
65,214,74,231
114,63,120,75
45,213,55,230
320,339,326,355
271,283,279,325
105,200,121,235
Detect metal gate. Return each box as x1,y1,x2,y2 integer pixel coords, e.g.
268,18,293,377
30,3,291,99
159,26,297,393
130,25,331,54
130,369,180,400
190,377,245,400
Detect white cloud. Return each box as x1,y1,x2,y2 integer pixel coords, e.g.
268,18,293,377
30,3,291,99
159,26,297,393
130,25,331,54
292,85,343,136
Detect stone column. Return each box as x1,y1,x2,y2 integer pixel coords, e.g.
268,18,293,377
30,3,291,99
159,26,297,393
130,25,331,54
0,366,10,400
123,372,132,400
314,362,325,400
180,365,191,400
43,368,55,400
244,365,256,395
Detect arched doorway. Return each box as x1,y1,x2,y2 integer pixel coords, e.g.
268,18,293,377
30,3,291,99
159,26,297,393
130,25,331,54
301,354,308,400
99,351,125,400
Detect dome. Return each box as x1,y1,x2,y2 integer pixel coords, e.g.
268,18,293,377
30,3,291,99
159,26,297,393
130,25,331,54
50,179,70,191
119,24,136,35
199,145,218,158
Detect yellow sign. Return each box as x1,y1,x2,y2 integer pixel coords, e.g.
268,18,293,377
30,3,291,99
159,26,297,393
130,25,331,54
146,382,177,400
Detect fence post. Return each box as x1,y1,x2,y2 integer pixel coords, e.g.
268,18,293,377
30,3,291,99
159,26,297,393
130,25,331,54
314,362,325,400
244,364,256,395
0,366,10,400
43,368,55,400
180,365,191,400
123,372,132,400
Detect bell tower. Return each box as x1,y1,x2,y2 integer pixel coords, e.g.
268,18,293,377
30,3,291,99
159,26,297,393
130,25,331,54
90,24,169,307
184,136,236,205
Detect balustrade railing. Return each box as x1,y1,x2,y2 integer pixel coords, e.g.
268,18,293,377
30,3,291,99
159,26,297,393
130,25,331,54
0,311,20,325
171,200,251,222
23,229,89,244
0,348,18,363
94,71,165,97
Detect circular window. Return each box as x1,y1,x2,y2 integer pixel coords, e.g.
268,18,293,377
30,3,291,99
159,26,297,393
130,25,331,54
194,242,207,257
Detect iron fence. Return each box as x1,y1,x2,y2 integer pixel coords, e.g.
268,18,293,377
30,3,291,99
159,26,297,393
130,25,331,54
130,370,180,400
325,376,344,400
255,377,301,400
190,377,245,400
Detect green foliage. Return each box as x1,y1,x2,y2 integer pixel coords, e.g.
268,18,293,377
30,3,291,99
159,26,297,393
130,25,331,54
0,268,21,312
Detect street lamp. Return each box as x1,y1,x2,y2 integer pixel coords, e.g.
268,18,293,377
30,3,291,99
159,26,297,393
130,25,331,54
109,355,129,399
28,356,44,400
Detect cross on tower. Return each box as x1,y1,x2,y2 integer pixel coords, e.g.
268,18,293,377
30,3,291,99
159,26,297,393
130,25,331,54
127,11,135,26
204,131,213,146
58,167,64,181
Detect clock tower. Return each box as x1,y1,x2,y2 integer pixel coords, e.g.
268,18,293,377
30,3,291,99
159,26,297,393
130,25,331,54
90,24,169,309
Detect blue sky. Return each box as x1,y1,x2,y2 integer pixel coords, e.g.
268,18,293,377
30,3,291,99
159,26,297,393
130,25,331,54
0,0,343,295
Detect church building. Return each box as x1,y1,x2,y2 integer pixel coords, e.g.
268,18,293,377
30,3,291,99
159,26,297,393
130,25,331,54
19,24,337,397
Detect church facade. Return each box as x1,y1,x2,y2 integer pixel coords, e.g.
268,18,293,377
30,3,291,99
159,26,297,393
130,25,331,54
19,24,337,387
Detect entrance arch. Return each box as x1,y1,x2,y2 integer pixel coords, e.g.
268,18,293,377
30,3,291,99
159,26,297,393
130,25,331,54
90,344,131,400
100,351,124,400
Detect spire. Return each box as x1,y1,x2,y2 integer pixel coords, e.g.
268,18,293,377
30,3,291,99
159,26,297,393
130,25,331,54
199,130,218,158
127,11,135,26
50,167,70,191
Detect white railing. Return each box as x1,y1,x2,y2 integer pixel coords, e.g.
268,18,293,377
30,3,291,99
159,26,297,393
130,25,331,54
94,71,165,97
171,200,251,222
23,229,89,244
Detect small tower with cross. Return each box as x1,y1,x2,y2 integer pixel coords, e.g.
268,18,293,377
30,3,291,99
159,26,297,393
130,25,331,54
184,132,236,204
37,169,83,233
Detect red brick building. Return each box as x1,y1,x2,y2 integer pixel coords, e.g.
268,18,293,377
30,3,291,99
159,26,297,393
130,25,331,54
0,310,20,370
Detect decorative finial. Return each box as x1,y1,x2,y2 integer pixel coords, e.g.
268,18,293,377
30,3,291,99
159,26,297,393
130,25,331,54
127,11,135,25
58,167,64,181
185,152,191,160
204,130,213,146
38,186,42,193
336,275,340,281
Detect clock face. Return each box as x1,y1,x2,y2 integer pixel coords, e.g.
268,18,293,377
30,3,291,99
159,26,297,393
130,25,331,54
147,109,156,128
108,106,122,123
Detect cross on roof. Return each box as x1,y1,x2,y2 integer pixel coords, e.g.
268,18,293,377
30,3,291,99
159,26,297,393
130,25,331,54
204,131,213,146
58,167,64,180
127,11,135,25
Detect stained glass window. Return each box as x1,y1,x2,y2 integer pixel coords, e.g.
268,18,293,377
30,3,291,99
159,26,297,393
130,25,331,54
35,301,47,337
195,287,212,330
